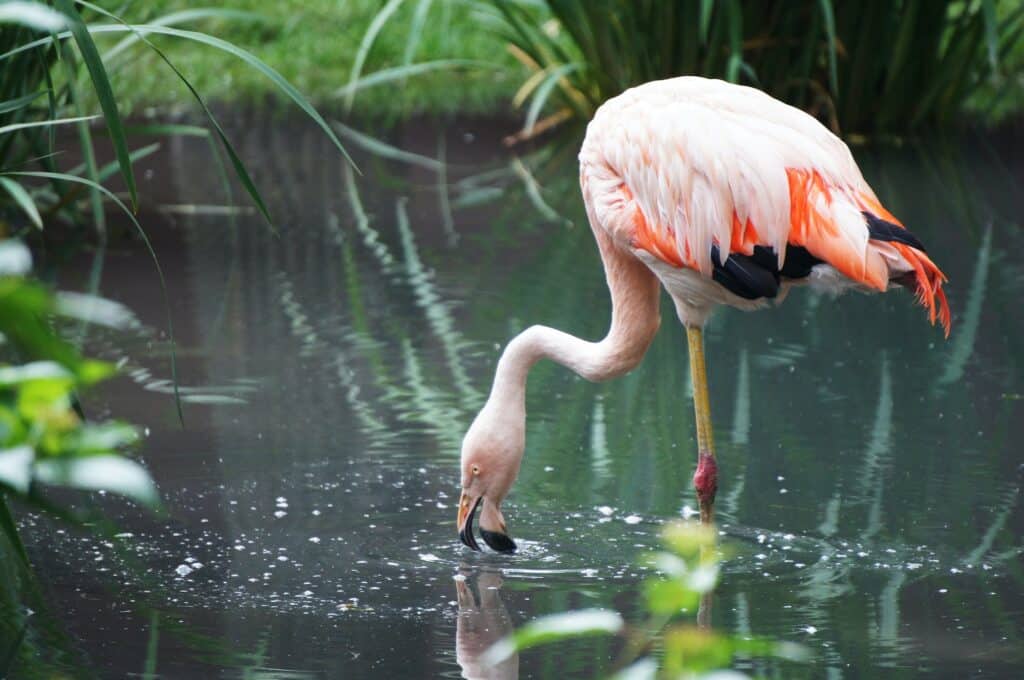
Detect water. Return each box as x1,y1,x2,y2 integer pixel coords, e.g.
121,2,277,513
7,114,1024,678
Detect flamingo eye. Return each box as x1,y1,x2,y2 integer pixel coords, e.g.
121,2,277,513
472,465,480,475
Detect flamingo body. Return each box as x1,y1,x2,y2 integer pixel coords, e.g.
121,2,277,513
456,77,950,552
580,76,950,331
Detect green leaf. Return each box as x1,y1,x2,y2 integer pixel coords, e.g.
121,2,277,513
5,170,183,425
0,177,43,229
69,422,138,453
644,577,700,615
0,361,71,387
484,609,623,666
34,454,159,508
661,521,716,557
53,0,138,211
609,659,657,680
0,1,67,31
0,446,33,495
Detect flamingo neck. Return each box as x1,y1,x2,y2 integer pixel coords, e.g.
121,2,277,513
483,234,662,422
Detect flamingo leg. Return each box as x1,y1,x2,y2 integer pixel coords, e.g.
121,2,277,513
686,325,718,525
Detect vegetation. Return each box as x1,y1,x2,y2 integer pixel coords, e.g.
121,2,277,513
96,0,1024,136
0,2,350,670
487,522,805,678
98,0,518,118
486,0,1024,137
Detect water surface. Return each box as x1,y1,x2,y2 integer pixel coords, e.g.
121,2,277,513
10,114,1024,678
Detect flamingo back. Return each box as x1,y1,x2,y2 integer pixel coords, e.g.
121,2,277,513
579,77,950,336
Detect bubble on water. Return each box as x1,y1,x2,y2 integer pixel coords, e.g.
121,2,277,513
277,555,289,562
419,553,440,563
452,573,467,582
623,515,642,525
597,506,613,516
274,510,287,518
175,564,193,577
312,510,321,516
308,537,320,544
802,625,818,635
681,505,699,519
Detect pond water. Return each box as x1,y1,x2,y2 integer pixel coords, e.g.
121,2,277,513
8,113,1024,678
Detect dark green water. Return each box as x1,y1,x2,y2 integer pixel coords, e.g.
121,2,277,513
7,115,1024,678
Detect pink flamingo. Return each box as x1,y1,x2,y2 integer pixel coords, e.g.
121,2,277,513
457,76,950,552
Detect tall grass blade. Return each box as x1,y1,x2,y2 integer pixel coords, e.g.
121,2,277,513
0,90,45,116
0,114,97,135
76,0,276,231
101,8,262,64
331,120,443,171
818,0,839,96
332,59,497,99
53,0,138,210
0,177,42,229
345,0,405,113
5,170,184,425
0,494,31,569
981,0,1000,73
524,62,580,134
402,0,433,67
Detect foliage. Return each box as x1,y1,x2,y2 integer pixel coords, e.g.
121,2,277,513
0,240,158,571
481,0,1024,137
93,0,517,118
486,522,806,678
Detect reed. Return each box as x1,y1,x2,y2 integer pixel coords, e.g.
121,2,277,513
483,0,1023,137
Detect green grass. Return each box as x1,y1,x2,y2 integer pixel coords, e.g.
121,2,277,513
101,0,518,117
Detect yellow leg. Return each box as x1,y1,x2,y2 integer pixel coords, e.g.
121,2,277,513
686,325,718,525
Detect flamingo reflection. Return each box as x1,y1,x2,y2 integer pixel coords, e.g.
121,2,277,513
455,569,518,680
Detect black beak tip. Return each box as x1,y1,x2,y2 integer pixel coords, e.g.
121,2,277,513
480,529,517,554
459,526,481,551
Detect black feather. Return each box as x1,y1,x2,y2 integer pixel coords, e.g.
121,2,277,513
863,212,927,252
711,245,779,300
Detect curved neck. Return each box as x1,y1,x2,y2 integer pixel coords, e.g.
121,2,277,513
485,230,661,415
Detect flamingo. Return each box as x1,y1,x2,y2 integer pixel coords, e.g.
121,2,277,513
457,76,950,553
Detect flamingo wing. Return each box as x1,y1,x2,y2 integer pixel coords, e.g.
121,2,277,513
579,77,950,335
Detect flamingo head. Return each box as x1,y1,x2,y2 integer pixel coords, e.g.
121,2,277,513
457,408,523,553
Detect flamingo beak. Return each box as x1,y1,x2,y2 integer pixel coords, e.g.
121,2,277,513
458,492,482,551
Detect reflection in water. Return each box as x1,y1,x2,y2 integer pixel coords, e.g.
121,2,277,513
8,116,1022,677
455,569,518,680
